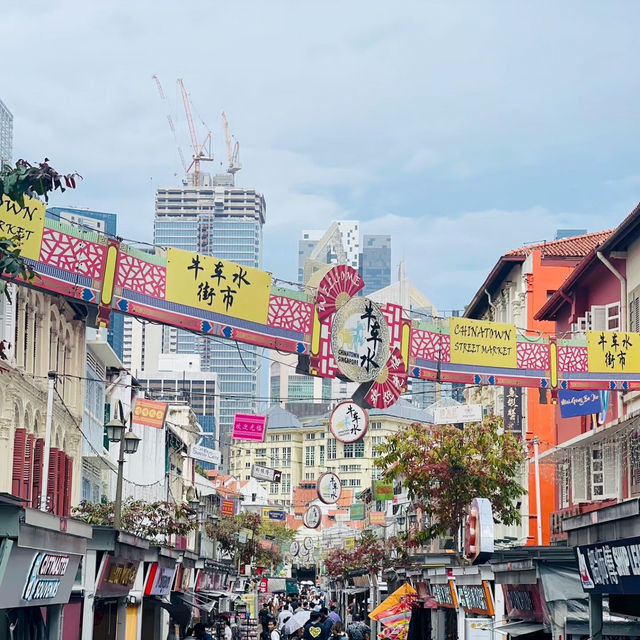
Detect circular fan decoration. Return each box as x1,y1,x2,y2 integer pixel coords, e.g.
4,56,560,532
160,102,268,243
316,265,364,322
364,347,408,409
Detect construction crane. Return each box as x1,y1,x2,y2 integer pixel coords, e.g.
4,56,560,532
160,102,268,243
221,111,242,175
177,78,213,187
151,75,188,176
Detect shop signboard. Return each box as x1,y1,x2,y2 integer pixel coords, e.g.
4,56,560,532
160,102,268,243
431,580,458,609
0,543,81,608
303,505,322,529
144,563,177,597
191,444,222,465
329,401,369,443
558,390,602,418
317,472,342,504
96,554,140,597
457,581,494,615
502,584,545,621
132,398,168,429
433,404,483,425
576,535,640,594
350,504,365,521
261,507,286,521
503,386,522,432
373,481,393,501
330,297,391,383
0,195,47,261
232,414,267,441
221,499,237,516
463,497,494,565
369,511,386,525
173,566,192,593
252,465,281,483
196,569,224,592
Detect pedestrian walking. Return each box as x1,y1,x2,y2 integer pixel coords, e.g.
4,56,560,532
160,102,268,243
346,615,370,640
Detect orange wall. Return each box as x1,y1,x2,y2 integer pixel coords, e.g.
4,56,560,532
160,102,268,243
525,250,583,545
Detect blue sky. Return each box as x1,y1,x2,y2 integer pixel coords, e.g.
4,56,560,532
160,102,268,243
3,1,640,310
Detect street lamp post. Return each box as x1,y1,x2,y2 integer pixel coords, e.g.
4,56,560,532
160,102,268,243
105,400,141,530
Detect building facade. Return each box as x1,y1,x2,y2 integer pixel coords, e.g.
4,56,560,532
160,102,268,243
0,98,12,167
360,234,391,296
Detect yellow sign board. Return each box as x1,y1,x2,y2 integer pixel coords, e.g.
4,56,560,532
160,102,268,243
344,537,355,550
587,330,640,373
0,195,46,261
449,317,517,368
165,248,272,323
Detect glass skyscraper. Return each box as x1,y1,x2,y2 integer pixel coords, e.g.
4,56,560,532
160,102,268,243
152,173,266,470
0,98,12,167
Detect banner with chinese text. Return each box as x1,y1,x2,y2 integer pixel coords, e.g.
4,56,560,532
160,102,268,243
165,248,272,323
587,330,640,373
232,414,267,441
132,398,168,429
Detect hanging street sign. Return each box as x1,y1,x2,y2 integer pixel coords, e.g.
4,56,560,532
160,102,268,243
317,472,342,504
329,401,369,443
289,541,299,557
232,414,267,441
331,297,391,383
191,444,222,466
252,465,281,483
303,505,322,529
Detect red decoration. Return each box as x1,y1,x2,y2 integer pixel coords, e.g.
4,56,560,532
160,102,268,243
315,265,364,322
365,347,407,409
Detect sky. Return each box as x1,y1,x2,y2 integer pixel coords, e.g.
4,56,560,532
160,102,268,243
4,1,640,311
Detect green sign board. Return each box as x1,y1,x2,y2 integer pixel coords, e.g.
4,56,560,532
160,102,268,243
374,480,394,501
350,503,365,521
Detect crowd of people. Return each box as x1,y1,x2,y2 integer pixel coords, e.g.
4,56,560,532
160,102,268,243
258,595,371,640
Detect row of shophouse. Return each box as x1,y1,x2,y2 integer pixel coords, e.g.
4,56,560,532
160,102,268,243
342,209,640,640
0,280,269,639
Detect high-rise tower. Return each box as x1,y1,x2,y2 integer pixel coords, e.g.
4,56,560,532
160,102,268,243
0,99,13,167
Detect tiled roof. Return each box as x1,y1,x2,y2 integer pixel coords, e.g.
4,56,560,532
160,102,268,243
266,405,303,429
505,230,613,258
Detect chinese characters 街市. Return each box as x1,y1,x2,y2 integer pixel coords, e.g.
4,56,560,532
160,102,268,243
598,331,634,370
188,255,252,312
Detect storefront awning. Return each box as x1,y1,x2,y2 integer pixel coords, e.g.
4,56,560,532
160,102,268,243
493,621,545,636
176,590,216,613
343,587,369,595
566,621,640,636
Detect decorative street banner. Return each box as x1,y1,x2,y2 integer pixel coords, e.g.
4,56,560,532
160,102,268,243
558,390,602,418
252,465,281,483
317,472,342,504
303,505,322,529
132,398,168,429
329,401,369,443
373,481,394,501
449,317,517,368
331,297,391,383
165,247,272,323
587,330,640,373
0,195,46,261
191,444,222,465
221,499,236,517
369,511,386,525
576,535,640,594
232,413,267,441
350,503,365,521
503,386,522,432
433,404,483,425
315,265,364,322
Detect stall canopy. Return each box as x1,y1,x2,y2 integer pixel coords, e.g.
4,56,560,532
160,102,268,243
370,584,417,620
493,622,546,637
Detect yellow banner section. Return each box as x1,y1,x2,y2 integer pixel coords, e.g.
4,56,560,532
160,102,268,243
449,317,517,368
587,330,640,373
165,247,272,323
0,195,46,261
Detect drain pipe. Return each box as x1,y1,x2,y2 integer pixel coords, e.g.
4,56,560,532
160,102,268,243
596,251,627,331
484,289,497,319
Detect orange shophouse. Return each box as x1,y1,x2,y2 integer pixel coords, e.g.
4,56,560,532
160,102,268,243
463,231,611,545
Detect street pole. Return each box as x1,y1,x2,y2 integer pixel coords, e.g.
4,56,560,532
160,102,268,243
40,372,56,512
533,437,543,546
114,429,127,529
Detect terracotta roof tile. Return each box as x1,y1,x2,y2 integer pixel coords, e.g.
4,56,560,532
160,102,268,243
505,230,613,258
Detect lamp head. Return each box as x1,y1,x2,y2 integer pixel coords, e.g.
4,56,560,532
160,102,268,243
123,430,141,455
105,417,126,443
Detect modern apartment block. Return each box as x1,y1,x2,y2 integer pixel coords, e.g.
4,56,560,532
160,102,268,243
0,98,12,167
144,172,266,471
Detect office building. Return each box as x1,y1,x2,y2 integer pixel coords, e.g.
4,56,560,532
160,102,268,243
360,234,391,296
146,172,266,471
47,206,125,360
0,99,12,167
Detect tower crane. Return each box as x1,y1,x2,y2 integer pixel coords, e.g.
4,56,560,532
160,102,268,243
151,75,188,175
177,78,213,187
221,111,242,176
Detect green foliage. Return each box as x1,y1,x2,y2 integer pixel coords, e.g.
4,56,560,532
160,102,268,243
374,415,526,540
323,531,386,578
72,499,198,543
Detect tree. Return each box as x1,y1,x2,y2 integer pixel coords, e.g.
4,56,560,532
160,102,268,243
72,499,198,544
0,159,80,358
323,531,386,578
374,415,526,541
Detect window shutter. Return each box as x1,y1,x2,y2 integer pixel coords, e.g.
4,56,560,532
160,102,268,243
56,451,66,516
591,305,607,331
63,455,73,517
11,428,26,498
603,444,619,499
571,449,587,503
629,286,640,333
47,447,59,513
32,438,44,509
23,433,34,502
